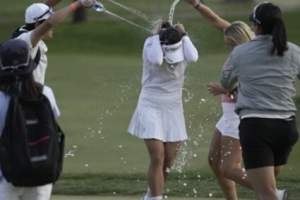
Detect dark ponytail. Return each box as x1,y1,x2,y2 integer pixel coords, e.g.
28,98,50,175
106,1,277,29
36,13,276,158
251,3,288,56
24,23,36,31
0,74,43,99
271,18,288,56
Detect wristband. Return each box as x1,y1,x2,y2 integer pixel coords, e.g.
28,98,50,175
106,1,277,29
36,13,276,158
194,0,204,9
70,3,77,11
194,4,200,9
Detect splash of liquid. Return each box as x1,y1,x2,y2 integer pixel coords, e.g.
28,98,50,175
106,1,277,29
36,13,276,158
168,0,181,25
105,10,152,33
106,0,151,22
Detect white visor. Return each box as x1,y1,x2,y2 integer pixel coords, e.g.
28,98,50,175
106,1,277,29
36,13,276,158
162,40,184,64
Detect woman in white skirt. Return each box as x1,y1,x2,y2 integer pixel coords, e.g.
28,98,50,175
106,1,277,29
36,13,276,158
128,21,198,200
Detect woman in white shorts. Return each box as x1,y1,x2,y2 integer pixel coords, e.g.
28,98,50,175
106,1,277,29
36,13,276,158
128,21,198,200
183,1,288,200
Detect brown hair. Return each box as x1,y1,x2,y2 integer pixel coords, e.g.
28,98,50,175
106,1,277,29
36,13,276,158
0,73,43,99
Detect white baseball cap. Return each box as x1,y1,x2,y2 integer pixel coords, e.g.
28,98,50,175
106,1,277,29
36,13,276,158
25,3,53,24
162,40,184,64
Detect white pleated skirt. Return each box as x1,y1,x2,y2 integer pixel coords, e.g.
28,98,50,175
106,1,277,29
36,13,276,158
128,89,187,142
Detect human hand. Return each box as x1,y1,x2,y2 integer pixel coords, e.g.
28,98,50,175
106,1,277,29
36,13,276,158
182,0,199,7
230,91,238,100
227,87,238,100
153,20,163,35
77,0,95,8
154,20,171,35
174,24,186,36
205,82,227,96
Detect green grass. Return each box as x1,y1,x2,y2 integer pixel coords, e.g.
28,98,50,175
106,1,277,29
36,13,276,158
51,172,300,199
1,1,300,198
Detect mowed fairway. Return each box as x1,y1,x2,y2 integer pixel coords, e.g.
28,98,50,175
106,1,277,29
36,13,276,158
46,53,227,174
1,0,300,198
46,53,300,175
51,195,252,200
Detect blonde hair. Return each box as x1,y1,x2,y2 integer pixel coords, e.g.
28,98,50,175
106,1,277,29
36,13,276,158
224,21,255,45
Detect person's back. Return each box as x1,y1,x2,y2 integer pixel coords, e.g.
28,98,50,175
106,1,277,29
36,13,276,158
0,39,60,200
227,37,300,116
220,3,300,199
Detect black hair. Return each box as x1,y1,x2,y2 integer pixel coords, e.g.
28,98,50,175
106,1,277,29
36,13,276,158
24,23,36,31
255,3,288,56
24,20,45,31
0,73,43,100
159,26,182,45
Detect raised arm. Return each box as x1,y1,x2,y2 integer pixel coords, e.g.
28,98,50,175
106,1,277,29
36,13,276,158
31,0,95,47
44,0,63,7
175,24,198,63
143,35,164,66
184,0,231,33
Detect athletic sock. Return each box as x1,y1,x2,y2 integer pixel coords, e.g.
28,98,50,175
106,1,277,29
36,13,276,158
152,196,163,200
143,193,152,200
147,187,152,197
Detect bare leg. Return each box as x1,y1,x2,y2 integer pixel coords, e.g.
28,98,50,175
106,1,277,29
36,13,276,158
163,142,180,181
274,165,284,178
221,136,253,189
144,139,165,196
208,129,238,200
247,166,278,200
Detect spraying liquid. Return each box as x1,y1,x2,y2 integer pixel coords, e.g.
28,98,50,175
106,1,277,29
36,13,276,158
106,0,151,22
168,0,181,25
92,1,152,33
105,10,152,33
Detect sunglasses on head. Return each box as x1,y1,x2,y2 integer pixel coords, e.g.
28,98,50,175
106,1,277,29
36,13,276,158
0,53,30,73
33,7,53,22
252,2,268,25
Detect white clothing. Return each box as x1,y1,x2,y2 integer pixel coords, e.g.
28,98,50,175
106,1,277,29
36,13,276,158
17,30,48,84
0,86,60,200
128,89,187,142
216,102,240,139
141,35,198,93
128,35,198,142
0,178,52,200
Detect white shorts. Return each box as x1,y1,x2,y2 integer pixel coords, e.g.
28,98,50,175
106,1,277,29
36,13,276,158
216,102,240,139
0,177,52,200
128,89,187,142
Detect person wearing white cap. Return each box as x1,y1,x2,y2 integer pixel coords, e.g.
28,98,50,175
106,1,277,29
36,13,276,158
128,21,198,200
0,39,61,200
14,0,96,84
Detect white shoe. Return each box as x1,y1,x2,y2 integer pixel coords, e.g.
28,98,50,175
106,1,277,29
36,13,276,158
141,194,151,200
276,189,289,200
